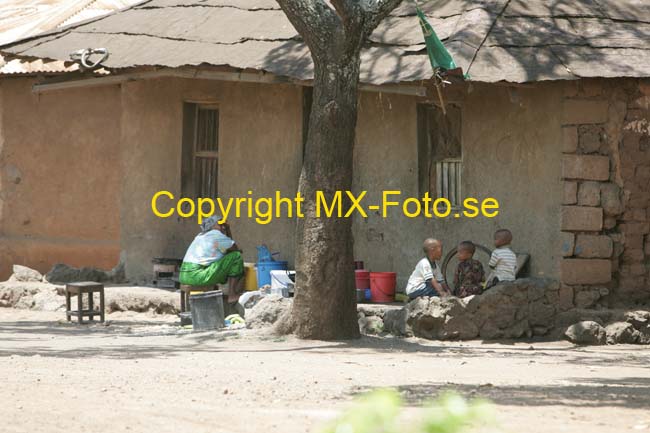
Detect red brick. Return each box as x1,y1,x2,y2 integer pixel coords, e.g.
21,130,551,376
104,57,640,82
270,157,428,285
618,276,647,290
577,181,601,206
561,206,603,232
578,125,605,154
561,259,612,285
622,208,647,221
625,234,645,250
620,222,650,235
619,263,647,277
562,99,609,125
562,155,610,181
637,166,650,185
604,216,617,229
563,181,577,205
575,235,613,258
622,249,645,263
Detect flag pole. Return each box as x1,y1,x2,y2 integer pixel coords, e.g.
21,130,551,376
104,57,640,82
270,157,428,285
413,0,449,114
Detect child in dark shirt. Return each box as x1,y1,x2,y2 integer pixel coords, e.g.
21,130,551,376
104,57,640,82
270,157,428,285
453,240,485,298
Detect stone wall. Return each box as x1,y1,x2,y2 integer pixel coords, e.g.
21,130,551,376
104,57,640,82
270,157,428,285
380,278,559,340
356,278,650,344
560,78,650,306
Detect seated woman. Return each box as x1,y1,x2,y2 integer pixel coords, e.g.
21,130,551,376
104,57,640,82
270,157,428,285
179,215,245,306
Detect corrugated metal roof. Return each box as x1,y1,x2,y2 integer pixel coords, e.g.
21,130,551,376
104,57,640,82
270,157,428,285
0,0,142,75
1,0,650,83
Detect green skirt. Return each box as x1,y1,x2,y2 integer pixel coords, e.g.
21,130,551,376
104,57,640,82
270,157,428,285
179,251,244,286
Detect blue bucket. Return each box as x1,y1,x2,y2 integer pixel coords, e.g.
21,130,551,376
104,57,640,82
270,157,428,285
256,260,288,288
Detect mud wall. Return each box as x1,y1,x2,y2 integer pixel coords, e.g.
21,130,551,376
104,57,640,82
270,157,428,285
353,82,564,289
0,77,121,280
119,78,303,282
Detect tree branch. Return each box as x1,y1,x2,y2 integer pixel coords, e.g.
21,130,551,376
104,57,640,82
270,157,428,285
275,0,339,56
360,0,404,36
330,0,363,30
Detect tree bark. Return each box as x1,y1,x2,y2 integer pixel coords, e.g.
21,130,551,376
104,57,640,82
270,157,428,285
276,0,403,340
290,54,361,339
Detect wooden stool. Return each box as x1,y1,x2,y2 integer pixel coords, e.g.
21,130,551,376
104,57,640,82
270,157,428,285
65,282,105,323
180,284,216,313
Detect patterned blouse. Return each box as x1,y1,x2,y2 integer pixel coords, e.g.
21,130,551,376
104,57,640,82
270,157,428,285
454,259,486,298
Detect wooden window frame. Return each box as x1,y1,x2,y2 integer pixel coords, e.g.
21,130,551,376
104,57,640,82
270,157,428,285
181,102,219,200
417,103,463,209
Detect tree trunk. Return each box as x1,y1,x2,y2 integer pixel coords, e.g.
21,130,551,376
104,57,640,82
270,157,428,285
274,0,403,340
285,54,362,340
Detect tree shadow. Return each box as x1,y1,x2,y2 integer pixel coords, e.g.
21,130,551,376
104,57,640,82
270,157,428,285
353,376,650,409
261,0,650,85
3,318,648,367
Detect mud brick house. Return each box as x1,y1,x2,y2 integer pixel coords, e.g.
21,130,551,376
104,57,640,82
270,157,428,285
0,0,142,280
1,0,649,307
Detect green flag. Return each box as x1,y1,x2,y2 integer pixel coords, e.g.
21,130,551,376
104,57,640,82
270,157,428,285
416,6,457,72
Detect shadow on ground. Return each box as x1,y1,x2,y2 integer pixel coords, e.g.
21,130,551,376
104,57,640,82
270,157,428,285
352,376,650,409
1,319,649,371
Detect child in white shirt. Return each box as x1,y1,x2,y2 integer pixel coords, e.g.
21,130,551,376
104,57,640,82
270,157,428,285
486,229,517,288
405,238,452,299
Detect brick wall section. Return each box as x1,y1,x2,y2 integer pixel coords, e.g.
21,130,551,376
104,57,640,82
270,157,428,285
560,78,650,307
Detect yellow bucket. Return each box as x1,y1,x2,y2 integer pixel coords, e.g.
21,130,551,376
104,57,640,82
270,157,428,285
244,262,258,291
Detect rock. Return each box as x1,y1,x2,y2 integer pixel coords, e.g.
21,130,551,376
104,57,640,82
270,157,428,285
527,284,546,302
605,322,639,344
625,311,650,344
383,307,409,336
31,289,66,312
373,279,562,341
0,283,40,308
532,326,550,336
406,297,446,339
246,295,291,329
528,301,556,327
574,288,601,308
565,321,607,345
440,314,479,340
9,265,43,282
625,310,650,328
358,315,384,335
559,285,574,311
637,327,650,344
473,287,518,329
357,303,395,319
45,264,82,283
45,261,126,284
239,291,263,309
479,319,529,339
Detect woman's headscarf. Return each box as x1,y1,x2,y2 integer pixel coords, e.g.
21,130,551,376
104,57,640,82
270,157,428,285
200,215,223,235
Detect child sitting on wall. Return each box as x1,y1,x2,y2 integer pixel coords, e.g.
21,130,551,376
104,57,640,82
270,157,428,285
453,241,485,297
486,228,517,289
405,238,452,299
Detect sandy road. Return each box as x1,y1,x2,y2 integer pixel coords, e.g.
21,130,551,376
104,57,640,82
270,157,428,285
1,309,649,433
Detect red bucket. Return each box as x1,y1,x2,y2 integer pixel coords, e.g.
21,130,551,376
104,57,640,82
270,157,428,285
355,270,370,290
370,272,396,303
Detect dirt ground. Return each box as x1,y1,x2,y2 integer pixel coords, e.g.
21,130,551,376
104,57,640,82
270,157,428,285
1,309,649,433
